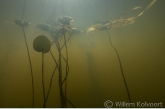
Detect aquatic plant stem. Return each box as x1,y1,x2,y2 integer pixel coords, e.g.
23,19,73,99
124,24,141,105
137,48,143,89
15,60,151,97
105,0,107,18
61,0,65,16
22,26,34,108
62,25,70,107
41,49,46,108
106,30,132,104
60,34,72,50
22,0,26,20
53,40,66,107
40,0,45,16
21,0,34,107
45,50,58,103
48,0,58,22
61,1,70,105
50,35,75,108
57,42,66,107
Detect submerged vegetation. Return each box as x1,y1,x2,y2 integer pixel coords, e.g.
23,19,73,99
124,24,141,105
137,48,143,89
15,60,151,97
0,0,162,108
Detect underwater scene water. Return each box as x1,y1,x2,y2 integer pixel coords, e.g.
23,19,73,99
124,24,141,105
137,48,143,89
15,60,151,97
0,0,165,108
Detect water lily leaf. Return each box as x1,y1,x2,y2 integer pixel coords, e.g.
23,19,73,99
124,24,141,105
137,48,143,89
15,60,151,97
33,35,51,53
14,20,30,27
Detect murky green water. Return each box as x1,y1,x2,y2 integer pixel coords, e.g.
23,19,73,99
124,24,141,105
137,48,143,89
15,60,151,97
0,0,165,108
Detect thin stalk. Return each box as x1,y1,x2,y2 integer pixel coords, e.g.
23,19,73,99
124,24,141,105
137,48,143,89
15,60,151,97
21,0,34,107
22,26,34,107
58,43,65,107
22,0,26,20
63,26,69,107
45,50,58,103
105,0,107,18
106,30,132,103
42,50,46,108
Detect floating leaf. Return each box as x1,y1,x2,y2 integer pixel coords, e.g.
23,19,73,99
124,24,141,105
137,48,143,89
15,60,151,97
57,16,73,25
33,35,51,53
14,20,30,27
36,24,51,32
